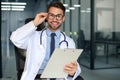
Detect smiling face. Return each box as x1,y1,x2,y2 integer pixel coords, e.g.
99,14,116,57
47,7,65,32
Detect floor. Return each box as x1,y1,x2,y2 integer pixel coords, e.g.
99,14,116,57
0,43,120,80
0,56,120,80
81,66,120,80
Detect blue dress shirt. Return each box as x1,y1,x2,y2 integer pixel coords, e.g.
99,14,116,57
38,28,61,74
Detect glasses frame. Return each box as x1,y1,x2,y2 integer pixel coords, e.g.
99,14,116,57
48,13,64,20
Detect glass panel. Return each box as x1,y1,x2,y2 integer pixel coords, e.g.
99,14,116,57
94,0,120,69
1,0,49,79
78,0,91,68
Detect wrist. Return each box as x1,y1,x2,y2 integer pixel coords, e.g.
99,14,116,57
33,20,38,27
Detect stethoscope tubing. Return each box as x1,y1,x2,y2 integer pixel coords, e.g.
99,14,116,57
40,28,68,48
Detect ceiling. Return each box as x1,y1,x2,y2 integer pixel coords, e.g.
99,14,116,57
1,0,59,2
1,0,37,2
1,0,60,11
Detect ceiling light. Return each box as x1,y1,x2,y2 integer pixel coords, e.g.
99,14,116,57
2,5,25,8
1,5,11,8
66,9,70,12
81,10,86,13
2,8,11,11
1,2,26,11
1,2,26,5
12,8,24,11
63,4,68,7
74,4,81,7
2,8,24,11
12,6,25,8
69,7,75,10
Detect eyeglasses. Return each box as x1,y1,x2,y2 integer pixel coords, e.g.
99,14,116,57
48,13,64,20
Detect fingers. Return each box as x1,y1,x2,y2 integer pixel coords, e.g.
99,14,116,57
37,12,48,19
65,61,77,70
33,12,48,27
64,61,78,76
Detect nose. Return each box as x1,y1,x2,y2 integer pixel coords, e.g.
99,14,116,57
53,16,57,21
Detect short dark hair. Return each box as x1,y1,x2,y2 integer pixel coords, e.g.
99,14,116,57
47,1,66,15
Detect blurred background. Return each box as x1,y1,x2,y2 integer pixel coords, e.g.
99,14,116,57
1,0,120,80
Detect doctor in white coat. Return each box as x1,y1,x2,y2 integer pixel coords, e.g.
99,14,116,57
10,1,81,80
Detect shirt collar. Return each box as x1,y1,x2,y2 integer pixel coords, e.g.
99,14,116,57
46,28,61,38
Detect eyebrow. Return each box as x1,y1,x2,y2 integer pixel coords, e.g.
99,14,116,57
48,13,63,15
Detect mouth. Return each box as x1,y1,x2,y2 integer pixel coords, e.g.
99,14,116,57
51,21,58,25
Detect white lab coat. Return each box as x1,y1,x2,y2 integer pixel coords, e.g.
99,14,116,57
10,21,81,80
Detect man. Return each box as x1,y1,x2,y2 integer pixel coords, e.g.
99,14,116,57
10,1,82,80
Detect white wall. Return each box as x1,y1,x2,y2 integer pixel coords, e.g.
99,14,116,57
95,0,120,55
115,0,120,32
95,0,120,32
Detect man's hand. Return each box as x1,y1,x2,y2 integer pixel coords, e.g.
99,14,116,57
33,12,48,27
64,61,78,76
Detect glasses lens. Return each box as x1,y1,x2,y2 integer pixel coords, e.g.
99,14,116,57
48,13,54,19
48,13,63,20
56,15,63,20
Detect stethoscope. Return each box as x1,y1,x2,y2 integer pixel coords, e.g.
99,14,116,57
40,28,68,48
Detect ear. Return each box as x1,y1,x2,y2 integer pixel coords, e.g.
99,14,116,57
62,16,65,22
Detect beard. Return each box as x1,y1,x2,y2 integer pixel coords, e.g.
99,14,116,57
48,21,62,31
